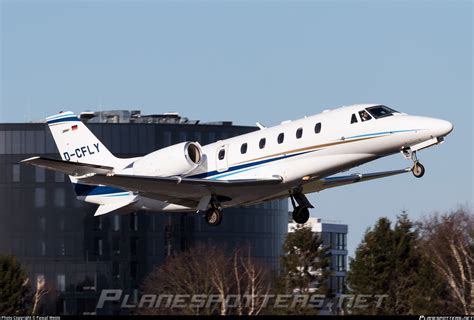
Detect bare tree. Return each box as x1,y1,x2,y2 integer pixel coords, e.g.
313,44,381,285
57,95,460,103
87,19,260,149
236,247,271,315
31,276,50,315
138,243,272,315
419,208,474,315
139,244,221,315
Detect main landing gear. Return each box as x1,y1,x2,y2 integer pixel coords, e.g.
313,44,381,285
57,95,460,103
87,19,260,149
204,196,223,226
290,191,314,224
402,148,425,178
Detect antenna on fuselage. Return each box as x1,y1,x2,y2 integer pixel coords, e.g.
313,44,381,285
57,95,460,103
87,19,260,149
256,122,266,130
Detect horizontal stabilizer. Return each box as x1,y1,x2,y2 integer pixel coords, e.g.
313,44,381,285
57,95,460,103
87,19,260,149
94,199,137,216
20,157,115,176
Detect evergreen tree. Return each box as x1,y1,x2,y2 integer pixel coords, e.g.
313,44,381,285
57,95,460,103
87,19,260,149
276,225,331,314
347,214,449,315
0,255,31,314
346,217,395,315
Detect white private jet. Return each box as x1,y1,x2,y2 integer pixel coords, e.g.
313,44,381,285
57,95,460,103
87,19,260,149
21,104,453,226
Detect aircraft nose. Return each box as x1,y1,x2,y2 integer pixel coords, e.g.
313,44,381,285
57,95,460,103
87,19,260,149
431,118,454,137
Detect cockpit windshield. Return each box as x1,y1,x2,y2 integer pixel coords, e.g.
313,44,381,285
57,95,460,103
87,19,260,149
366,105,399,119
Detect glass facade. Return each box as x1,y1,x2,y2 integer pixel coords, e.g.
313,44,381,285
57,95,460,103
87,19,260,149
0,118,288,315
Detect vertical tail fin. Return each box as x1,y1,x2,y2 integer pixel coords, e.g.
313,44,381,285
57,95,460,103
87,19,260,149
46,111,119,166
46,111,136,208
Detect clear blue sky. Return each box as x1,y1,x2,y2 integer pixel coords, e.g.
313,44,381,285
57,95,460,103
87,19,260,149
1,0,472,257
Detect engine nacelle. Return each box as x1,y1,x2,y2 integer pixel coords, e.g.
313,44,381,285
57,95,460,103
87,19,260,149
133,142,203,177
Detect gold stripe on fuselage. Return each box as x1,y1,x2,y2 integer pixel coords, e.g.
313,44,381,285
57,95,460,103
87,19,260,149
231,135,381,166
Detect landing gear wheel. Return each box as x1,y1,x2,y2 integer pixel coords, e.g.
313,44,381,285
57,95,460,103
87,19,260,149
205,208,223,226
292,206,310,224
412,161,425,178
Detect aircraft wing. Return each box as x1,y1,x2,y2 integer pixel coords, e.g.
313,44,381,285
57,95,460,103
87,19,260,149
77,173,283,203
302,168,412,194
21,156,283,205
21,156,114,176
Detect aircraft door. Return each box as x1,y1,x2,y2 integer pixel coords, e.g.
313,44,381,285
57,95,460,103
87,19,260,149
216,144,229,172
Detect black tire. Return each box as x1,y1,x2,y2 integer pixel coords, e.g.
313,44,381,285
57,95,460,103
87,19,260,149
412,162,425,178
292,207,310,224
205,208,223,226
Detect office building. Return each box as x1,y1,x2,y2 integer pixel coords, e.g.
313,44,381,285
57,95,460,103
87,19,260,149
0,110,288,314
288,216,348,295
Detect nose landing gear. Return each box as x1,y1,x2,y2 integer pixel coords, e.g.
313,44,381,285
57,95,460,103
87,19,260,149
290,190,313,224
402,148,425,178
412,161,425,178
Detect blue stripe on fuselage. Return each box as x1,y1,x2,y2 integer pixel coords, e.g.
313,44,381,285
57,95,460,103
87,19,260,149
189,149,317,179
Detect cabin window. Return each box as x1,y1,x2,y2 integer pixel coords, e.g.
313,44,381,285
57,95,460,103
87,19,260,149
351,114,358,124
366,105,398,119
259,138,266,149
277,133,284,144
314,122,321,134
296,128,303,139
218,149,225,160
240,143,248,154
359,110,372,122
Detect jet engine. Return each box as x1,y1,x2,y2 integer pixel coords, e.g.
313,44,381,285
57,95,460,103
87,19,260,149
132,142,203,177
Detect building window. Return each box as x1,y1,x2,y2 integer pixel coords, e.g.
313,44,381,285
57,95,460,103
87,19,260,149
296,128,303,139
130,237,138,256
35,167,45,183
208,132,216,143
130,262,138,280
314,122,321,134
35,188,45,208
277,133,284,144
40,241,46,256
163,131,172,146
240,143,248,154
336,255,346,271
112,236,120,254
12,164,20,182
57,241,65,256
94,217,103,231
57,274,66,292
194,132,202,143
54,171,65,182
95,238,103,256
55,188,65,207
113,215,120,231
112,262,120,279
336,276,345,294
58,218,65,231
40,217,46,231
336,233,347,250
130,213,138,231
259,138,266,149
